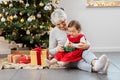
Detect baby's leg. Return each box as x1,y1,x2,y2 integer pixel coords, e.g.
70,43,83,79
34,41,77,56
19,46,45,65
46,58,57,67
57,61,69,67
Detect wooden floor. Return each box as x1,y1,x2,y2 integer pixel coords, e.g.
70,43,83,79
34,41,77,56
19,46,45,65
0,52,120,80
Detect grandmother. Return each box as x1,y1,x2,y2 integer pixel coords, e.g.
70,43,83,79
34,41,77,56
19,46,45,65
49,9,109,74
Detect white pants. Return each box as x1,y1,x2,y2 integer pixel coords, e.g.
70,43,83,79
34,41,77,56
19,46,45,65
65,49,97,72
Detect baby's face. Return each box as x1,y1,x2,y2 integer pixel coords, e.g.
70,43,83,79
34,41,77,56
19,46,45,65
68,26,80,37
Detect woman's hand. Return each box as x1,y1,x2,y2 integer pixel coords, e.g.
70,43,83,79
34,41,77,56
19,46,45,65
78,42,90,50
57,45,64,52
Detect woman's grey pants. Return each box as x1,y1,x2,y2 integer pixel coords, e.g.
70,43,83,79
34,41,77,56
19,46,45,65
65,49,97,72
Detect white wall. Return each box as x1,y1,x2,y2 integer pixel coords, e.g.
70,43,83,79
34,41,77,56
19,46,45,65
59,0,120,52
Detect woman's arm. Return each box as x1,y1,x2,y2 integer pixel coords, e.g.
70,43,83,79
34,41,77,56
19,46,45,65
49,30,64,56
73,36,90,50
49,30,58,55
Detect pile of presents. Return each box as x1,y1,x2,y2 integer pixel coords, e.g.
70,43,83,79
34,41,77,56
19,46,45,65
0,47,48,70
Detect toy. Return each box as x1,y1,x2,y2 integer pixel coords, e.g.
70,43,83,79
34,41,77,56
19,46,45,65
63,46,75,52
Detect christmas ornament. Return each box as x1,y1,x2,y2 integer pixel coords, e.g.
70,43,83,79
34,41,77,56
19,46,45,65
33,3,36,7
49,26,53,31
7,16,10,21
2,9,5,13
5,12,8,16
0,14,2,18
20,34,23,37
39,2,44,7
20,18,24,23
4,1,8,5
52,0,60,8
27,13,30,16
19,0,24,3
44,4,52,10
28,26,31,29
44,5,49,10
19,12,23,16
21,27,24,29
33,25,37,28
13,14,18,19
40,25,43,29
1,17,6,22
9,3,13,7
9,16,14,21
30,15,35,20
37,13,41,18
25,1,30,7
12,31,17,36
26,30,30,35
27,17,32,22
55,0,60,4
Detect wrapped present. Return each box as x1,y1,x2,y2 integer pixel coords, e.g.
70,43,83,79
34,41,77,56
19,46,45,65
7,52,22,63
18,55,31,64
30,47,48,66
41,49,48,67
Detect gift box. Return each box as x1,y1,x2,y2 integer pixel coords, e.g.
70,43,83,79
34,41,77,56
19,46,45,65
18,55,31,64
30,47,48,66
8,52,22,63
41,49,48,67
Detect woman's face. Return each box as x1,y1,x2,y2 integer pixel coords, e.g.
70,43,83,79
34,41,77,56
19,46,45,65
55,20,68,30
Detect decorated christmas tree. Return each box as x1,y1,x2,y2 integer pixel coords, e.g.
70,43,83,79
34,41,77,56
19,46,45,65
0,0,60,49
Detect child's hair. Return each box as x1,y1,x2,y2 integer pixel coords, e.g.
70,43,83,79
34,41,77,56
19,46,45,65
68,20,81,31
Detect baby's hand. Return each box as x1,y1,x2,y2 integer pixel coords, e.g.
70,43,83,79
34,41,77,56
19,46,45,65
67,42,73,47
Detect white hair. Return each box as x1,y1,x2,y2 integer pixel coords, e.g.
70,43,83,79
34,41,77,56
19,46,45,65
51,9,67,25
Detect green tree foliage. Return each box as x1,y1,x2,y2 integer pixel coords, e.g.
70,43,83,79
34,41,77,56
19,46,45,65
0,0,58,49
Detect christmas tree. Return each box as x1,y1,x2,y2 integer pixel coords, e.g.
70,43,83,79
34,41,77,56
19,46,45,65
0,0,60,49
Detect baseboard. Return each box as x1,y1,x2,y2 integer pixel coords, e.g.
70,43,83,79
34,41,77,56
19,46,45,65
90,47,120,52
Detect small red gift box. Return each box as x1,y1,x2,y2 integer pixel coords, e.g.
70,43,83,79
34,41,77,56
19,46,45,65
8,52,22,63
18,55,31,64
